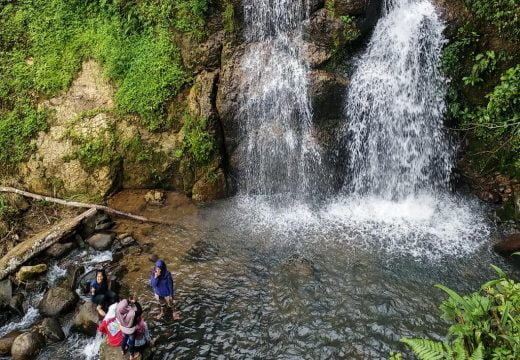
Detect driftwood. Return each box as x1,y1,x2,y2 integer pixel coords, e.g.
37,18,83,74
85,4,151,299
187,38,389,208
0,208,96,280
0,186,171,225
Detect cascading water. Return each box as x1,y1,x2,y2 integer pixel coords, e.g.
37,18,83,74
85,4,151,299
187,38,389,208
344,0,453,199
237,0,321,196
231,0,490,260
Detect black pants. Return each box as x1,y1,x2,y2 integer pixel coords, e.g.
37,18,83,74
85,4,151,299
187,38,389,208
92,290,117,306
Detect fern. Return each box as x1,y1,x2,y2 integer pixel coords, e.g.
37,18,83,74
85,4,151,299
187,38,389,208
468,343,483,360
401,338,447,360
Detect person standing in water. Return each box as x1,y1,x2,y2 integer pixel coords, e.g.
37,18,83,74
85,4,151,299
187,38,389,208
150,259,180,320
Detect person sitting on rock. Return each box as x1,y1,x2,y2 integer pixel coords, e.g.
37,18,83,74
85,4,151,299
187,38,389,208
97,301,122,347
90,269,117,317
116,297,143,360
150,259,180,320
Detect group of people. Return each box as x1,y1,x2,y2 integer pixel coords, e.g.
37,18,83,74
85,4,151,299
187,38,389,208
87,259,179,359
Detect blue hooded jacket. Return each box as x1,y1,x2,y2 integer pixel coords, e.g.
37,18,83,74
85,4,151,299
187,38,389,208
150,260,174,297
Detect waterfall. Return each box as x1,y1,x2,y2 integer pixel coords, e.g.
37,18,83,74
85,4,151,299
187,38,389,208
237,0,321,196
344,0,453,199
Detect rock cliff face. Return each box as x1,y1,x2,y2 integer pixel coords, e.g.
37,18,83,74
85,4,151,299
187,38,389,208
3,0,384,200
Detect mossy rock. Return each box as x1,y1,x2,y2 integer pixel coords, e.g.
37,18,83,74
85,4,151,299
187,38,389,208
15,264,48,282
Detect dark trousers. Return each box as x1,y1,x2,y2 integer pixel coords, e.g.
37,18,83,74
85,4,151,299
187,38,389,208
92,290,117,306
122,333,136,355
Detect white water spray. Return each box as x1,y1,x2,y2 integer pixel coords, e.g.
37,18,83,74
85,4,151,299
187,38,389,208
344,0,452,199
238,0,321,196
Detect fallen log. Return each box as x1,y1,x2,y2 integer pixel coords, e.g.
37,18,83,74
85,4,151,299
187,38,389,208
0,186,172,225
0,208,96,280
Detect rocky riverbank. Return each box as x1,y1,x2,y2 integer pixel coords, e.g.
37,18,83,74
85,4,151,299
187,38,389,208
0,189,202,359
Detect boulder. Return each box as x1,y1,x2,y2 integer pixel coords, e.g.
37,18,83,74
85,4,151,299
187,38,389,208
15,264,48,282
86,233,115,250
0,331,22,356
192,170,228,202
9,292,25,316
120,236,136,247
0,279,12,308
144,190,165,205
38,318,65,344
24,280,47,293
11,331,45,360
71,302,100,336
82,213,113,237
44,242,76,259
39,286,78,317
99,340,152,360
494,234,520,257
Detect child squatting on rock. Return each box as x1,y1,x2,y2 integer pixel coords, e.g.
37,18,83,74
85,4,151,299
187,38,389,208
150,259,180,320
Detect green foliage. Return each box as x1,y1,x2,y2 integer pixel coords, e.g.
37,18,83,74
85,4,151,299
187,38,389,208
0,104,48,170
222,0,236,35
339,15,361,42
462,65,520,176
122,135,167,165
64,114,118,170
441,26,480,77
398,266,520,360
325,0,336,13
182,113,214,164
0,0,193,167
464,0,520,40
462,51,507,86
173,0,209,40
0,195,14,219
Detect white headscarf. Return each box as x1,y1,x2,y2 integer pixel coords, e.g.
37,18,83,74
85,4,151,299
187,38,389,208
104,302,118,321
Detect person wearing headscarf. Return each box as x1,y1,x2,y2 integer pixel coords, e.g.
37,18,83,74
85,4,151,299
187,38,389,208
150,259,179,320
97,301,122,347
116,298,142,360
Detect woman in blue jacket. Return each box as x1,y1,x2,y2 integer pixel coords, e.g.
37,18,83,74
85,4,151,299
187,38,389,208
150,260,180,320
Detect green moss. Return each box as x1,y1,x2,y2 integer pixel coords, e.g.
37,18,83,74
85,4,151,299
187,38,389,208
339,15,361,42
325,0,335,14
222,0,236,35
0,103,48,170
182,113,214,165
0,195,15,219
0,0,196,168
173,0,209,40
122,135,167,165
64,113,118,170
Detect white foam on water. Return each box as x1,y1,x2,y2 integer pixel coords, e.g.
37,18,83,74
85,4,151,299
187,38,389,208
47,264,67,286
229,193,490,261
0,306,40,337
81,250,113,273
82,332,103,360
